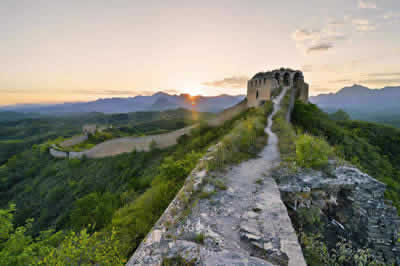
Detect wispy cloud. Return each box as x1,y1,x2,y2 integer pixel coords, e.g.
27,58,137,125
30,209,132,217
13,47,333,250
358,0,376,9
302,65,313,72
358,78,400,85
352,19,376,31
383,11,400,20
329,79,353,83
202,76,248,89
292,23,348,54
365,72,400,77
292,29,321,41
357,72,400,85
77,89,179,96
307,43,333,53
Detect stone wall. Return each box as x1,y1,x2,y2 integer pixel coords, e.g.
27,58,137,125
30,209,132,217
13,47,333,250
207,99,248,127
50,101,249,159
69,125,196,159
247,79,279,108
126,146,214,265
49,147,68,158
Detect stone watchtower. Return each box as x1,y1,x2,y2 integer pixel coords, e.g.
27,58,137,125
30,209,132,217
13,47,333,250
247,68,309,107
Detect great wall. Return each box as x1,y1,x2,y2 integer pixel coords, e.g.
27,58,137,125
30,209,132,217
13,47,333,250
49,98,249,159
127,84,306,266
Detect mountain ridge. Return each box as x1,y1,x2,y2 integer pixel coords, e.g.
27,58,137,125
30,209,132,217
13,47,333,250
310,84,400,109
1,92,245,114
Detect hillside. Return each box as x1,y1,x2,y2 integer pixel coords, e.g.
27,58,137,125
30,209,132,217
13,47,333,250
292,101,400,213
310,85,400,127
0,103,255,265
0,87,399,265
0,109,212,165
0,92,245,115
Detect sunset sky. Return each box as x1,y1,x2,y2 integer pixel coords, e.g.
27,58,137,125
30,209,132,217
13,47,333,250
1,0,400,105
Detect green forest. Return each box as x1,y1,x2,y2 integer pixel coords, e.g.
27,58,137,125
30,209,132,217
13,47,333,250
0,107,254,265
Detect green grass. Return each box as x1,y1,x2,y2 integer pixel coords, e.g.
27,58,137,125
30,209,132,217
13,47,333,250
162,256,196,266
193,233,205,244
206,101,273,170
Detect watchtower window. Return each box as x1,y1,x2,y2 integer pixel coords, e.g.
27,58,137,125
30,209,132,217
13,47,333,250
283,72,290,86
274,73,281,85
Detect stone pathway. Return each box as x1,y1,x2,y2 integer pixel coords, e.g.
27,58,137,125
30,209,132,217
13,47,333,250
171,87,306,265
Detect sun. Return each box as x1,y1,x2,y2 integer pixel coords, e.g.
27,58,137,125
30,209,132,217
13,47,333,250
180,80,205,96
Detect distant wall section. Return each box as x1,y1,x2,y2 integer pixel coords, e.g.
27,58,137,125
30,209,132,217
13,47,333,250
48,100,252,159
207,100,248,127
59,135,88,148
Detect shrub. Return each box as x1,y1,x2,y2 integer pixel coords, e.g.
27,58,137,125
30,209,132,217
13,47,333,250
299,233,379,266
193,233,205,244
295,134,334,170
162,256,196,266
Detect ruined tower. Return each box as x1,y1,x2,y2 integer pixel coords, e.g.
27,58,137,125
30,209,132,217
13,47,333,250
247,68,309,107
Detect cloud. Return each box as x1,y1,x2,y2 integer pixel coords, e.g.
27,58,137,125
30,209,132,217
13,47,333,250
383,12,400,20
302,65,313,72
291,29,320,41
357,72,400,85
358,78,400,85
328,19,345,26
329,79,353,83
78,89,179,96
292,24,348,54
307,43,333,53
365,72,400,77
358,0,376,9
202,76,248,89
352,19,376,31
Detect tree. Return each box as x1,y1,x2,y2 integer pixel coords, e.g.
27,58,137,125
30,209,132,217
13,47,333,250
70,192,120,231
329,109,350,121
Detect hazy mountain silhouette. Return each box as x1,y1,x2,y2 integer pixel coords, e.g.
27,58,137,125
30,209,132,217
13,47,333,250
310,85,400,126
310,84,400,111
1,92,245,114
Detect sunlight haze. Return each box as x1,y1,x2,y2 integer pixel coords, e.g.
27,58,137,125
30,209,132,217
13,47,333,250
1,0,400,105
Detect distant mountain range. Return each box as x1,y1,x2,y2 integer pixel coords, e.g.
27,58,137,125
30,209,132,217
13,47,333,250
0,92,245,115
310,84,400,126
310,85,400,109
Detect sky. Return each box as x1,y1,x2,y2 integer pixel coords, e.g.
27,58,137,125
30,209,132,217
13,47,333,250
1,0,400,105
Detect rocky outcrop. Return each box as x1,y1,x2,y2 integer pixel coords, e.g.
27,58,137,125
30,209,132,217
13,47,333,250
274,163,400,265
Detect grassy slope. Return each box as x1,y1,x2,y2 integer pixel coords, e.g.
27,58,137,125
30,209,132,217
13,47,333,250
292,101,400,214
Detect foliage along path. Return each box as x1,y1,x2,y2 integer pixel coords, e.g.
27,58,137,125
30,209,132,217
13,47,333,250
128,86,306,265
